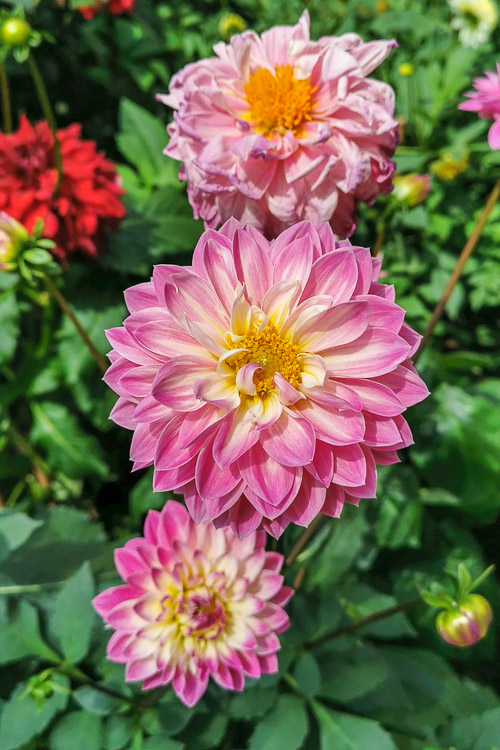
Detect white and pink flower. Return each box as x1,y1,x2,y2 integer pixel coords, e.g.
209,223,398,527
459,64,500,149
104,221,428,538
93,501,292,706
159,11,399,238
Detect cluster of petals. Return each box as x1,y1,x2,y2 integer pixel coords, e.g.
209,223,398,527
93,501,292,706
79,0,135,20
105,220,429,538
159,11,399,239
0,116,125,261
459,64,500,150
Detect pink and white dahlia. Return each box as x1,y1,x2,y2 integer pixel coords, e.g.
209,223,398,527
93,501,292,706
459,64,500,149
104,221,429,538
159,11,399,239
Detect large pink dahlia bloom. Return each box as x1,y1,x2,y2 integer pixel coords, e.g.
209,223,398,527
159,11,398,239
93,501,292,706
104,221,429,538
459,64,500,150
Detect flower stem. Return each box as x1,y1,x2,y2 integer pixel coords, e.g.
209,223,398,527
27,53,63,195
285,515,325,568
43,274,108,374
8,423,50,488
55,664,134,706
305,597,420,649
373,221,386,257
414,177,500,363
0,64,12,134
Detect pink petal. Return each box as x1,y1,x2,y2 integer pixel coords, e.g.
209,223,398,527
300,249,358,305
239,442,296,505
261,411,315,467
293,300,370,351
322,328,411,377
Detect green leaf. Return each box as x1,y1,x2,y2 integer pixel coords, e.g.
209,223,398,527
248,695,309,750
0,598,59,665
142,738,184,750
180,710,227,750
73,686,119,716
293,652,322,698
117,99,174,186
104,715,134,750
0,512,43,559
230,687,278,719
30,401,109,480
0,674,69,750
51,562,95,664
50,710,103,750
312,702,397,750
130,469,169,520
318,643,390,704
377,466,422,550
0,290,19,365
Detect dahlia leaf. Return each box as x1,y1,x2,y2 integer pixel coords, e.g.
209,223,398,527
51,561,95,664
50,710,102,750
248,695,309,750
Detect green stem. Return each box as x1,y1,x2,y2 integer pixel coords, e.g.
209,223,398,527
0,64,12,133
55,664,134,706
305,598,420,649
8,423,51,487
43,274,108,374
27,53,63,195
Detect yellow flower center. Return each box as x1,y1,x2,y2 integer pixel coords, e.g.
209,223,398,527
243,64,316,138
230,324,302,395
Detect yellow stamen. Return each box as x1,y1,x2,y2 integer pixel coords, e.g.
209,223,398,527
229,324,302,395
243,64,316,138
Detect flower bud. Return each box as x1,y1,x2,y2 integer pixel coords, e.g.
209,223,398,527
437,594,493,648
398,62,414,77
0,17,31,47
375,0,389,13
218,13,246,40
430,152,469,181
0,212,28,271
393,173,431,206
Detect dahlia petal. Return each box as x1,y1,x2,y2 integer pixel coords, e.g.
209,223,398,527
114,548,146,579
125,657,158,682
106,632,131,663
152,356,215,411
363,414,403,447
284,471,326,526
295,398,365,445
488,119,500,150
306,441,334,486
109,398,136,430
106,328,159,366
239,442,296,505
273,373,304,405
228,499,264,538
164,271,228,333
261,411,315,467
196,441,241,499
261,279,301,330
153,459,197,492
332,443,367,487
300,250,358,305
106,602,148,631
93,585,138,618
133,320,205,359
124,282,158,313
298,354,328,388
375,364,429,407
233,227,273,305
322,328,411,377
271,233,314,286
194,372,241,409
336,377,404,416
213,407,260,467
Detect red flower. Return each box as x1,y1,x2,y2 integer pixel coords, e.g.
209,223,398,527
79,0,135,20
0,116,125,261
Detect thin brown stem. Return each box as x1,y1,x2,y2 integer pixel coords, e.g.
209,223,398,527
285,515,325,568
8,423,50,488
373,222,386,257
43,275,108,374
0,64,12,133
305,598,420,649
28,53,63,195
414,177,500,363
55,664,133,705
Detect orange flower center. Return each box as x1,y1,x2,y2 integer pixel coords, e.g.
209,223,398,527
231,324,302,395
243,64,316,138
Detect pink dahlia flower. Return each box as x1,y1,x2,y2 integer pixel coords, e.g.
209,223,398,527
158,11,399,239
459,64,500,149
93,501,292,706
104,221,429,538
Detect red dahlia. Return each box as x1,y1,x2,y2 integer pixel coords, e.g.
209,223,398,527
79,0,135,20
0,116,125,261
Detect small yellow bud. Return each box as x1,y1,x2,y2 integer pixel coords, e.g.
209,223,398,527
430,152,469,181
375,0,389,13
393,173,431,206
0,17,31,47
0,212,28,272
398,62,414,77
218,13,246,40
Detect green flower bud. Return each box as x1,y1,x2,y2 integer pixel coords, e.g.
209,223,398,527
0,212,28,272
0,17,31,47
437,594,493,648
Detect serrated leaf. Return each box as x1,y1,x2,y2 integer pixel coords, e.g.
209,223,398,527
312,702,397,750
52,562,95,664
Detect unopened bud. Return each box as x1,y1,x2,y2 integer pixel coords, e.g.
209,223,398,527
430,152,469,181
0,17,31,47
218,13,246,40
398,62,414,77
0,212,28,271
437,594,492,648
393,173,431,206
